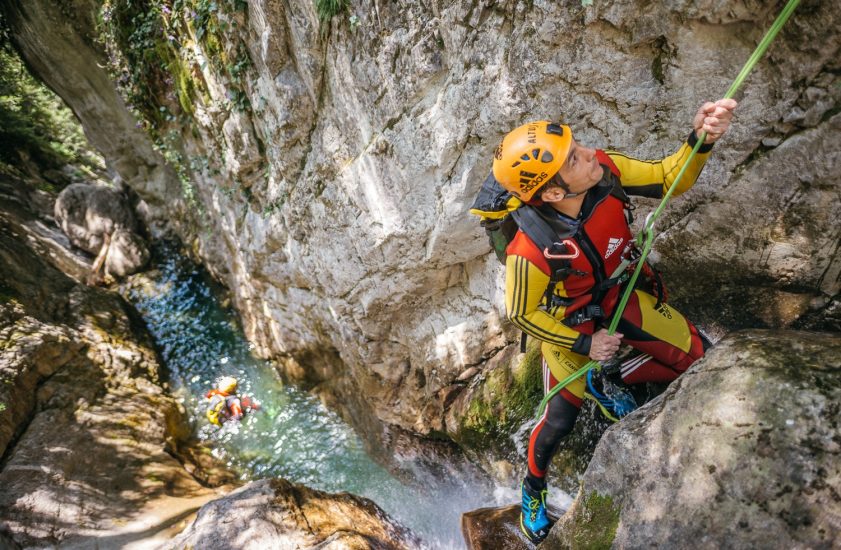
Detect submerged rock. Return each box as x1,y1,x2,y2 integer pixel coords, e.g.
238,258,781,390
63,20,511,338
546,330,841,548
164,478,423,550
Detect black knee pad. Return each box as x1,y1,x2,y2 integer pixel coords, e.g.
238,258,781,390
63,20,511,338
540,394,580,441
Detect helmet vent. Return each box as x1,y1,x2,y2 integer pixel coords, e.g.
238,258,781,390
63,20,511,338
511,161,521,167
541,151,554,163
531,148,541,159
546,123,565,136
520,154,531,161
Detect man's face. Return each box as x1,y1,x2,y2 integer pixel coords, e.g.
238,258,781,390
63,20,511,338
556,139,604,194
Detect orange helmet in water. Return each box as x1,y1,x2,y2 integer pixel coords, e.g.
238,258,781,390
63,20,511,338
492,121,572,201
216,376,238,394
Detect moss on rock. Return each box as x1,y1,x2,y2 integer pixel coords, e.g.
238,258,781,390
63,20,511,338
547,490,620,549
456,341,543,452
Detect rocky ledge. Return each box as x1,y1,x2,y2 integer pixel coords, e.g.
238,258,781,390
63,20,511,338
164,478,422,549
0,174,234,548
0,173,427,549
463,329,841,549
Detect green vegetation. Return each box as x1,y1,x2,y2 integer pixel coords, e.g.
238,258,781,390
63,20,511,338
564,491,620,549
457,342,544,451
95,0,254,219
97,0,252,130
315,0,349,23
0,15,102,184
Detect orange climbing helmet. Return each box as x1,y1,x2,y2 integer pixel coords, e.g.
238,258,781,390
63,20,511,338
492,121,572,201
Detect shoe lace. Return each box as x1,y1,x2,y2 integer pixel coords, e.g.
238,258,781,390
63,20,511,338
526,492,546,522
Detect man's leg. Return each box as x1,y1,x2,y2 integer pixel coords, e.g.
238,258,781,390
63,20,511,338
521,343,586,543
616,290,705,384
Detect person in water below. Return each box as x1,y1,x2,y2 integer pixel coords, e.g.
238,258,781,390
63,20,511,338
490,99,737,543
205,376,260,426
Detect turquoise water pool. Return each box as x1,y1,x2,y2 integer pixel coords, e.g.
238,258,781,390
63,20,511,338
125,244,513,548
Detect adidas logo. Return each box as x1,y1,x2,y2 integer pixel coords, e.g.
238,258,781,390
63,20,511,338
605,237,623,259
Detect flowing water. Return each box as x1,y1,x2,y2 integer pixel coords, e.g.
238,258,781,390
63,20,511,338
125,244,519,549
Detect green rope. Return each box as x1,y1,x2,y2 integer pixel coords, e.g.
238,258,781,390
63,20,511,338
534,0,801,422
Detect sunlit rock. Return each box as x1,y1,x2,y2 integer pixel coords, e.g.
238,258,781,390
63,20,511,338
54,183,150,278
164,478,422,550
546,330,841,548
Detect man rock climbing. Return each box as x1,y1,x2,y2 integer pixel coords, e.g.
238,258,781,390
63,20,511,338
489,99,736,543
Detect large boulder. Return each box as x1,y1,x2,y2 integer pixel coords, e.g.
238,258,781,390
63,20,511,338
54,183,150,277
546,329,841,549
164,478,423,550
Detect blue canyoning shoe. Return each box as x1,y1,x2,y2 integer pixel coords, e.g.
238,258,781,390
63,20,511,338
586,368,638,420
520,481,552,544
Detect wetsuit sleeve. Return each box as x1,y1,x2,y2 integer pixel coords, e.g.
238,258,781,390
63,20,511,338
228,397,243,418
505,253,590,353
607,131,714,199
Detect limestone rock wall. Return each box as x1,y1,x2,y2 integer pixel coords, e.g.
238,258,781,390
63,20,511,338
3,0,838,455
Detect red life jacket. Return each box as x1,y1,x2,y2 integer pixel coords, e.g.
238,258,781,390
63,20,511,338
507,153,633,320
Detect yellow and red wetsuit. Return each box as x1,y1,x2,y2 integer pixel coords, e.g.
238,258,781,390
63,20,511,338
205,389,245,425
506,132,712,481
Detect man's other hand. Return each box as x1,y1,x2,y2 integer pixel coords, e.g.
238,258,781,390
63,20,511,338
693,99,738,144
589,329,623,361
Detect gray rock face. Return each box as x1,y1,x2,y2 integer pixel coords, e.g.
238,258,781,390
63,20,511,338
547,330,841,549
165,478,422,550
54,183,150,277
4,0,839,462
54,183,137,253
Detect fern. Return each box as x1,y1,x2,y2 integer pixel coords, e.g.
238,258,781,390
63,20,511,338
315,0,348,23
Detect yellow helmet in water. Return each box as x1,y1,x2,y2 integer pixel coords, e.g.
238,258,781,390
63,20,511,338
216,376,238,394
492,121,572,202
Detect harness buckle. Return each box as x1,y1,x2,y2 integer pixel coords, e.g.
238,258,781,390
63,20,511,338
565,305,604,326
544,239,580,260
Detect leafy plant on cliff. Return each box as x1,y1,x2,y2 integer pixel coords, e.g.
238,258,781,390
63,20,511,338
316,0,349,23
97,0,252,129
96,0,253,222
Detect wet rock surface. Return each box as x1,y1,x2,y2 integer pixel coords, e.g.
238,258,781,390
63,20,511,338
462,505,528,550
164,478,423,550
462,503,564,550
545,329,841,549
